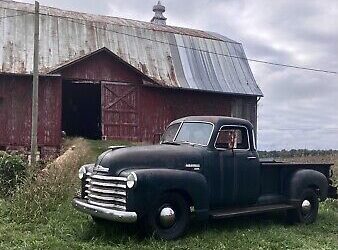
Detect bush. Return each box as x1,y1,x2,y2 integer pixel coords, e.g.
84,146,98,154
0,151,27,197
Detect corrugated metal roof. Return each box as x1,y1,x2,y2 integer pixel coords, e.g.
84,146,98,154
0,0,263,96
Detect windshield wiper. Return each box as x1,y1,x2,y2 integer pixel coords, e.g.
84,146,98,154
178,140,192,145
177,141,205,147
161,141,180,145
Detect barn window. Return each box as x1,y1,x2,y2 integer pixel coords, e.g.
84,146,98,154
0,97,3,106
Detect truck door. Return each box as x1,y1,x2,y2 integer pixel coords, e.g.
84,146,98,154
215,125,260,206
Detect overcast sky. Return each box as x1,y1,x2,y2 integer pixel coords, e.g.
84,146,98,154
18,0,338,150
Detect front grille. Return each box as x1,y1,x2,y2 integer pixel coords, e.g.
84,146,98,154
83,171,127,211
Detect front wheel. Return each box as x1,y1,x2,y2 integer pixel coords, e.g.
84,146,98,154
287,188,319,224
141,193,190,240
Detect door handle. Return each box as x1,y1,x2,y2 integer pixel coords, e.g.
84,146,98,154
247,156,257,160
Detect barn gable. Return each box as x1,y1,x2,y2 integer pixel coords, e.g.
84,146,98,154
49,47,153,84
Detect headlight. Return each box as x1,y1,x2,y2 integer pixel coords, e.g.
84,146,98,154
126,172,137,189
78,165,87,180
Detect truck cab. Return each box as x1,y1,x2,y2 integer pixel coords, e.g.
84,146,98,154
73,116,337,240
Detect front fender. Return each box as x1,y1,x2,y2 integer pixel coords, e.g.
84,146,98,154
124,169,209,219
285,169,328,202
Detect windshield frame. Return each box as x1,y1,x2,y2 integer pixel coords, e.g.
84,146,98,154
171,121,215,147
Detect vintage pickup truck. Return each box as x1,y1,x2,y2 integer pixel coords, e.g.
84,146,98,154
72,116,337,240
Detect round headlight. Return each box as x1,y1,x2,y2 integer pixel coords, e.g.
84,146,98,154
78,165,87,180
126,172,137,189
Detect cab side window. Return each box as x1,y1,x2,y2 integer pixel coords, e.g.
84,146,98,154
215,126,249,150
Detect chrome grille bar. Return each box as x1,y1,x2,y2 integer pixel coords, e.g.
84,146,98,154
83,171,128,211
88,187,126,196
91,175,127,181
88,193,126,203
89,180,126,189
87,199,126,211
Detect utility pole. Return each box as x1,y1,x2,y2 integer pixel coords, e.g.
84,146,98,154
30,1,40,167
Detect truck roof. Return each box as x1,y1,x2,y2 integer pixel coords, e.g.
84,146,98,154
171,116,254,129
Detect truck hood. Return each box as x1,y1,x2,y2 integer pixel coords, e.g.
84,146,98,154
96,144,205,176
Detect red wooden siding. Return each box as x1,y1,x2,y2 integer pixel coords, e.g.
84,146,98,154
0,74,62,151
99,83,257,143
101,82,139,141
138,86,235,142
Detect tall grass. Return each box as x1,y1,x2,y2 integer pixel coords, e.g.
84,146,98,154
8,138,92,223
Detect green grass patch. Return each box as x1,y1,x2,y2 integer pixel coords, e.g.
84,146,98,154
0,199,337,249
0,140,337,249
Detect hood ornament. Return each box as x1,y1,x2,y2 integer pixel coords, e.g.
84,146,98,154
94,165,109,173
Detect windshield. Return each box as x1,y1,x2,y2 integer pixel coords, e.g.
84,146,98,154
162,122,214,146
175,122,213,146
161,123,181,143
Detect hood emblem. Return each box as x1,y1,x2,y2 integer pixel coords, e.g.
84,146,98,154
185,163,200,170
94,165,109,173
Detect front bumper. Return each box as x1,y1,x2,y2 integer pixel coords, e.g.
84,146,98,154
72,198,137,223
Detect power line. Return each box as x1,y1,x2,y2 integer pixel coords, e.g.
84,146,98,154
258,128,338,131
0,6,337,75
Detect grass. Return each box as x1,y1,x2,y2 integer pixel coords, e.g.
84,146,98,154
0,140,337,249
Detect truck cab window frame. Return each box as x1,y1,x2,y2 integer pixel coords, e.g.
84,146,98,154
214,125,250,151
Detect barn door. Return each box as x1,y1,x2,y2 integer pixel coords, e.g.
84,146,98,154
101,82,139,141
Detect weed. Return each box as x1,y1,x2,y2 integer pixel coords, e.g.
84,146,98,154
0,151,27,197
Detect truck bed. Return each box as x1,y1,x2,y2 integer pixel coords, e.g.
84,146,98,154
258,160,334,202
260,160,333,177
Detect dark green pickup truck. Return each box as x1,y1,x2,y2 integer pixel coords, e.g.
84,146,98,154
73,116,337,240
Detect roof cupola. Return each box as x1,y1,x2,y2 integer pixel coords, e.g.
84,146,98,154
151,1,167,25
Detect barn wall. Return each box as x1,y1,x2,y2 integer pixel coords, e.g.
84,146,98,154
56,51,143,83
138,86,257,143
231,97,258,136
55,51,257,143
101,83,257,143
0,74,62,153
138,85,236,142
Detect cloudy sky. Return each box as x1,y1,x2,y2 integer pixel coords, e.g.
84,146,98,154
18,0,338,150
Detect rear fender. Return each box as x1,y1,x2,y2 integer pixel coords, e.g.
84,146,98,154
286,169,328,203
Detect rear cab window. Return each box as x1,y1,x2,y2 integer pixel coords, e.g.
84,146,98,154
215,126,249,150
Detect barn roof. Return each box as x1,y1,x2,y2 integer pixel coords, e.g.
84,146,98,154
0,0,263,96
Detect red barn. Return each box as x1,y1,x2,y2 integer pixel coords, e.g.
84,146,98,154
0,1,263,157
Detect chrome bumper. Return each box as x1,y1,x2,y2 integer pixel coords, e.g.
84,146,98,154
72,198,137,223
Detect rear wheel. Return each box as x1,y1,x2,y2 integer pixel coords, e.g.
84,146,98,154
142,193,190,240
287,188,319,224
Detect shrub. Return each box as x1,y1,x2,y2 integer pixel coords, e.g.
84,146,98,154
0,151,27,197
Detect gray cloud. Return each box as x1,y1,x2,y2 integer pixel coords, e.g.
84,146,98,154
17,0,338,150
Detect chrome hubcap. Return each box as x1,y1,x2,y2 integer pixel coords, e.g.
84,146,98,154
301,200,311,214
159,206,176,228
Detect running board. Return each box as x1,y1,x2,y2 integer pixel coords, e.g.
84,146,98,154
210,204,294,219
